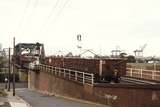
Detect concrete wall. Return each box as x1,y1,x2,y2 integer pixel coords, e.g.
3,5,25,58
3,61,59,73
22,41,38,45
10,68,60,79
29,70,160,107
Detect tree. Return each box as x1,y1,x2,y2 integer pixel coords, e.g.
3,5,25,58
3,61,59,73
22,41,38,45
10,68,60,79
127,55,136,63
65,52,73,57
0,56,7,68
119,52,127,58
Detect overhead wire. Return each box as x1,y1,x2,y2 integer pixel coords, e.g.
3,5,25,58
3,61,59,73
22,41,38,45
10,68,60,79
41,0,70,34
16,0,70,38
33,0,39,8
26,0,39,20
22,0,40,37
27,0,39,18
47,0,60,19
51,0,70,23
39,0,60,33
15,0,32,36
15,0,39,38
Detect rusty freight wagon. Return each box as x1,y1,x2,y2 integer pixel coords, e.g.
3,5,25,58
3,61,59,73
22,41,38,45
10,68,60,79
44,57,126,83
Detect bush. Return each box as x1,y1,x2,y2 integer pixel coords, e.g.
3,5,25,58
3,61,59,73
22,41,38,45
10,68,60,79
0,89,7,97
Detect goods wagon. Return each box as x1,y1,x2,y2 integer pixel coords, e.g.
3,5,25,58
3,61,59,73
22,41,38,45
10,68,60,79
44,57,126,83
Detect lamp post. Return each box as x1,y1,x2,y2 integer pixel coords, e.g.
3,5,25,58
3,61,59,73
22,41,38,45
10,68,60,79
8,47,11,91
13,37,15,96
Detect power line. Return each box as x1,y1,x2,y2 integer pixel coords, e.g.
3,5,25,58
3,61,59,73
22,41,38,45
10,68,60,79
52,0,70,22
48,0,60,19
33,0,39,8
27,0,39,19
15,0,32,36
42,0,70,34
39,0,60,33
21,0,40,36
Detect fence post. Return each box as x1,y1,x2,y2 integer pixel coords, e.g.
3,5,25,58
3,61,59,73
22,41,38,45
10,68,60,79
55,67,57,75
51,67,54,74
44,65,46,71
41,64,42,70
130,68,132,77
69,70,71,79
38,64,39,70
48,66,51,74
40,64,41,70
140,69,142,78
75,71,77,81
41,65,43,70
64,69,66,78
83,73,85,84
152,70,155,80
91,74,94,85
46,65,48,72
59,68,61,76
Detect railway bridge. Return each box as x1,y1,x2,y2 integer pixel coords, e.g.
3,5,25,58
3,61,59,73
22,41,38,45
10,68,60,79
12,42,160,107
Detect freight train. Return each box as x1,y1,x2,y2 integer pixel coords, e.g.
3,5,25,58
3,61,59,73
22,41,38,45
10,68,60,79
13,42,126,83
44,57,126,83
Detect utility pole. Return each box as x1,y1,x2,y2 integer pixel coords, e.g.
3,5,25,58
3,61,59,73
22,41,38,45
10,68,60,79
8,47,11,91
13,37,15,96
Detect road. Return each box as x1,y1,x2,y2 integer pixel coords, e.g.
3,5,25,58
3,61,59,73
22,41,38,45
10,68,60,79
16,88,107,107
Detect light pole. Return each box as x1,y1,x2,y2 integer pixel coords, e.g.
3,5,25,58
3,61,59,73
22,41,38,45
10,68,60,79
13,37,15,96
8,47,11,91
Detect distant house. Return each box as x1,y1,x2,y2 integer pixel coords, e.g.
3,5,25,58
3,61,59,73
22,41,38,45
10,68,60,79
79,49,98,58
65,52,73,57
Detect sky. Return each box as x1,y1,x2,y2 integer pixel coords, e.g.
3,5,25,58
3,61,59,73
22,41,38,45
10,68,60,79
0,0,160,57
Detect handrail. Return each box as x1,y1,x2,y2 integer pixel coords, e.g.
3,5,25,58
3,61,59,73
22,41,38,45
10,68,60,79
126,68,160,81
34,64,95,85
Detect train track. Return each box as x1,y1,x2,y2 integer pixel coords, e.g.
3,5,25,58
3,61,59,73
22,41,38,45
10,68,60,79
121,77,158,85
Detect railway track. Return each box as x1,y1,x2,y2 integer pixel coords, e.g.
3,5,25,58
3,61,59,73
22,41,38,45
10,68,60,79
121,77,159,85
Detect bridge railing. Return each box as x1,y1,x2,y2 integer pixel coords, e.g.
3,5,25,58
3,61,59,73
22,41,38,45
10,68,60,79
126,68,160,81
34,64,94,85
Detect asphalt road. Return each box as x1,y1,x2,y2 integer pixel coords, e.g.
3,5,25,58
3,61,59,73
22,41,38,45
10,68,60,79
16,88,107,107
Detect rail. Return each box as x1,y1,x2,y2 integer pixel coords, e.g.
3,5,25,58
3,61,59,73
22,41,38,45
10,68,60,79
126,68,160,81
34,64,95,85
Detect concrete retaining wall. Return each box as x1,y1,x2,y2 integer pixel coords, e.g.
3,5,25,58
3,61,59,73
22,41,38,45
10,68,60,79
29,70,160,107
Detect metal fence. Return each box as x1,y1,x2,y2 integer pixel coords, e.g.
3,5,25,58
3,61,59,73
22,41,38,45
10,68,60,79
126,68,160,81
34,64,95,85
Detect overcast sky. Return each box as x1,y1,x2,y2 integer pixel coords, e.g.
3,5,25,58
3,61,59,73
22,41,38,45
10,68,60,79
0,0,160,56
